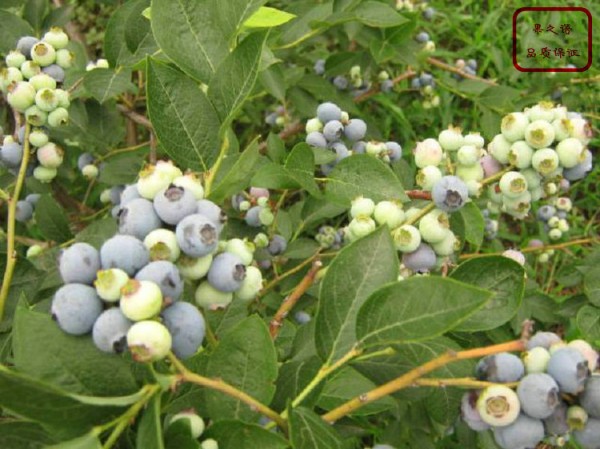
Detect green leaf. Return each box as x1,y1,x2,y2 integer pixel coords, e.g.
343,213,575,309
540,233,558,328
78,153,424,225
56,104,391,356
74,217,118,249
34,194,73,243
164,419,201,449
136,395,164,449
252,162,300,190
83,69,136,104
204,421,288,449
289,407,344,449
46,431,102,449
244,6,296,28
12,304,138,396
353,1,409,27
584,267,600,307
577,305,600,343
204,316,277,421
325,155,408,206
208,31,267,128
356,277,493,348
98,151,149,186
146,58,221,171
23,0,48,34
315,227,399,364
151,0,265,82
208,139,262,203
124,0,152,53
266,132,287,163
0,422,55,448
0,366,127,440
271,355,323,412
285,143,321,197
450,202,484,247
0,10,32,55
450,256,525,331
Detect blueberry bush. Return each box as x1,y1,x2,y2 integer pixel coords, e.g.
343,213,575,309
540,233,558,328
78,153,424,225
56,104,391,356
0,1,598,448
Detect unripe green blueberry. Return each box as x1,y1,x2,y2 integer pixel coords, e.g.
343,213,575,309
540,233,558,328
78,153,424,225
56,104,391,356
502,191,531,212
305,117,323,134
547,216,560,228
544,182,558,196
556,137,584,168
95,268,129,302
464,132,484,149
239,200,250,211
37,142,64,168
532,148,559,176
200,439,219,449
7,81,36,112
96,59,109,69
414,138,443,168
392,224,421,252
29,73,57,91
419,209,449,243
256,196,268,207
224,238,254,266
552,118,571,141
28,128,49,147
195,281,233,310
501,112,529,142
476,385,520,427
538,253,550,263
555,197,572,212
20,61,41,79
82,164,99,179
100,189,112,204
177,254,213,280
455,163,484,182
525,120,555,149
47,107,69,128
126,320,172,362
457,145,480,166
548,228,562,240
499,172,528,198
438,128,464,153
86,61,96,71
488,134,512,164
522,347,551,373
258,207,274,226
557,219,569,233
526,102,555,122
520,168,542,190
0,67,23,92
54,89,70,108
508,141,534,169
26,244,43,258
340,111,349,123
168,410,205,439
350,196,375,218
431,230,458,256
33,166,57,182
120,279,163,321
568,405,589,430
31,42,56,67
235,265,263,302
35,88,59,112
6,51,26,68
253,233,269,249
144,228,181,262
569,117,592,145
25,105,47,126
55,49,74,69
275,116,285,127
366,141,386,155
416,165,442,191
466,180,483,197
373,200,405,228
137,162,182,199
42,27,69,49
347,216,376,241
172,173,204,200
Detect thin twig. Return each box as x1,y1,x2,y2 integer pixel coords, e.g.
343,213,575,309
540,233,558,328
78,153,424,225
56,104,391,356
269,259,322,338
406,190,432,200
459,237,598,260
116,104,153,130
426,57,497,86
258,250,322,298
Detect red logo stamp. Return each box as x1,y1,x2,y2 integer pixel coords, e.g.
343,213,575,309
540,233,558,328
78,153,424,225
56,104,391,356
512,7,592,72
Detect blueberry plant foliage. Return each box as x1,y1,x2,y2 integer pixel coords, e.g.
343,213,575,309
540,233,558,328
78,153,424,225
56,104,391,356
0,1,598,448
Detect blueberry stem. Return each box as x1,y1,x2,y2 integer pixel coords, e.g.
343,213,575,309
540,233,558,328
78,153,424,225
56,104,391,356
354,68,417,103
167,352,288,432
321,338,526,424
415,377,519,389
0,122,31,321
404,202,436,226
204,134,229,197
426,57,497,86
257,250,322,298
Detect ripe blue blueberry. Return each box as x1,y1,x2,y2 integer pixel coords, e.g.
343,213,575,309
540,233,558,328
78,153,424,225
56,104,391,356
402,243,436,273
207,252,246,292
563,150,592,181
161,302,205,359
15,200,33,222
196,199,226,232
314,59,325,75
268,234,287,256
380,79,394,93
333,75,348,90
344,119,367,141
331,141,349,162
244,206,262,227
574,418,600,449
175,214,219,257
416,32,430,43
59,242,101,285
516,373,559,418
537,205,556,221
322,120,344,142
544,401,569,436
461,391,490,431
153,184,196,225
294,311,312,325
25,193,41,205
51,283,103,335
581,376,600,418
100,235,150,276
135,261,183,303
306,131,327,148
431,176,469,212
42,64,65,83
386,141,402,161
118,198,162,240
475,352,525,382
526,331,562,350
16,36,39,56
493,414,544,449
92,308,133,353
77,152,95,170
0,141,23,168
316,102,342,123
547,347,589,394
120,184,141,206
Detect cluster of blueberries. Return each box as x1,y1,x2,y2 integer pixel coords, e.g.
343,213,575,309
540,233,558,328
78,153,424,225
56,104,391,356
313,61,393,97
414,30,436,52
0,31,74,182
536,197,573,241
395,0,435,19
410,71,440,109
486,103,592,219
305,102,402,173
453,58,478,80
51,160,266,362
461,332,600,449
264,105,288,128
